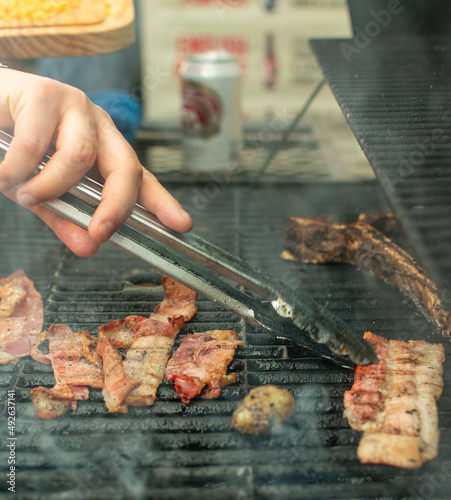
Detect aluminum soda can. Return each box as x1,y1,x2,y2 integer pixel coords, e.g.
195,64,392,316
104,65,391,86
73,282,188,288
180,51,241,173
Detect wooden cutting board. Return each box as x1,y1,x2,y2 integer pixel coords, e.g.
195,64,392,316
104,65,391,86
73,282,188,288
0,0,106,28
0,0,134,58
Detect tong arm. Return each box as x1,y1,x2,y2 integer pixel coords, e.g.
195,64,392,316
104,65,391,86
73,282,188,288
0,129,377,368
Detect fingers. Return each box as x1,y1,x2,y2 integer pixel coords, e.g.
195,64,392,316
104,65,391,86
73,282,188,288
88,111,193,244
0,91,59,194
139,170,193,233
85,112,143,243
0,70,193,258
32,205,100,257
0,77,98,209
15,99,98,207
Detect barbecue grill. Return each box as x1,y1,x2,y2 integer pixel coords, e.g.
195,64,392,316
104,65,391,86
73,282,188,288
2,2,451,499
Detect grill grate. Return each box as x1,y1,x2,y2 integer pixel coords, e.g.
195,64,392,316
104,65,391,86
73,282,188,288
310,37,451,294
1,181,450,499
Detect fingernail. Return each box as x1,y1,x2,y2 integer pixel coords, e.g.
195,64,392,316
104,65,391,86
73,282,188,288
16,193,36,208
98,221,115,243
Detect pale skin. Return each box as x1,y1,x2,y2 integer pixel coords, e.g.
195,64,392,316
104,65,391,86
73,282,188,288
0,69,193,257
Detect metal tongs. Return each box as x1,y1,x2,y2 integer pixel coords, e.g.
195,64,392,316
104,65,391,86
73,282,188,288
0,130,377,369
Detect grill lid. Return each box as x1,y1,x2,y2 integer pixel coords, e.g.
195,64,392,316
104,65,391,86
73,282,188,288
310,37,451,295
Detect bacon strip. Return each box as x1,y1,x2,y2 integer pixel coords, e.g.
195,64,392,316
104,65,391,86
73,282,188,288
31,324,104,390
0,270,44,364
30,387,78,420
344,332,445,468
165,330,243,405
153,276,198,323
96,332,140,413
282,214,451,340
30,324,104,418
97,277,197,411
98,315,147,349
124,325,180,406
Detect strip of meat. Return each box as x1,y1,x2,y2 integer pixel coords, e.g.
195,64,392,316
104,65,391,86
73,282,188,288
96,332,140,413
97,277,197,410
98,315,147,349
31,325,104,419
282,214,451,340
165,330,244,405
31,324,104,395
0,272,26,317
30,387,78,420
98,277,198,350
343,331,445,468
0,270,44,364
152,276,198,323
123,278,197,406
124,332,178,406
123,316,185,406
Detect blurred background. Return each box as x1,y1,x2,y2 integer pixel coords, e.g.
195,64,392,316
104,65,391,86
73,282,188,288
6,0,376,183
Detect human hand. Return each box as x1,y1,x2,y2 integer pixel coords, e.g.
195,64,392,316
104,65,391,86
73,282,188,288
0,69,192,257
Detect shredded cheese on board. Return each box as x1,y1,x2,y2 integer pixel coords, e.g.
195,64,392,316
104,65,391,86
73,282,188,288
0,0,105,27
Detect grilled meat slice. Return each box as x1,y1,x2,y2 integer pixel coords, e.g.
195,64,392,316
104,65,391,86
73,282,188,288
165,330,243,405
0,270,44,363
98,315,147,349
0,271,26,318
283,214,451,340
96,332,140,413
98,277,198,350
152,276,198,323
124,328,180,406
123,277,197,406
30,387,78,420
31,324,104,399
344,332,445,468
231,385,296,435
97,277,197,410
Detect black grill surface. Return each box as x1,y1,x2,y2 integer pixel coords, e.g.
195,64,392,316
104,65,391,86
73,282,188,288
310,37,451,296
1,181,451,499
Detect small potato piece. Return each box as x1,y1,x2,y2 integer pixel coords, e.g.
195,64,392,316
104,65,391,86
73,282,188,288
231,385,296,435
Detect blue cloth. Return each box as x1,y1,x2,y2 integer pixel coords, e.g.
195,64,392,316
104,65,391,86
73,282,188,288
88,90,142,144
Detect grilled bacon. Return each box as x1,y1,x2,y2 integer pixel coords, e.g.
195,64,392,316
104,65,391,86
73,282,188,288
153,276,198,324
0,270,44,364
165,330,243,405
96,331,140,413
97,277,197,411
30,324,104,419
343,332,445,468
124,326,181,406
98,315,147,349
30,325,103,419
282,213,451,340
30,387,78,420
31,324,104,390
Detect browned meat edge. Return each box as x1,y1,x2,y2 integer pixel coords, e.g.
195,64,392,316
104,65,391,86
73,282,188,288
282,214,451,340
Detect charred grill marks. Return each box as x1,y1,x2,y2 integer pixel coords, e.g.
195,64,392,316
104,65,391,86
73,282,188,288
283,213,451,340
